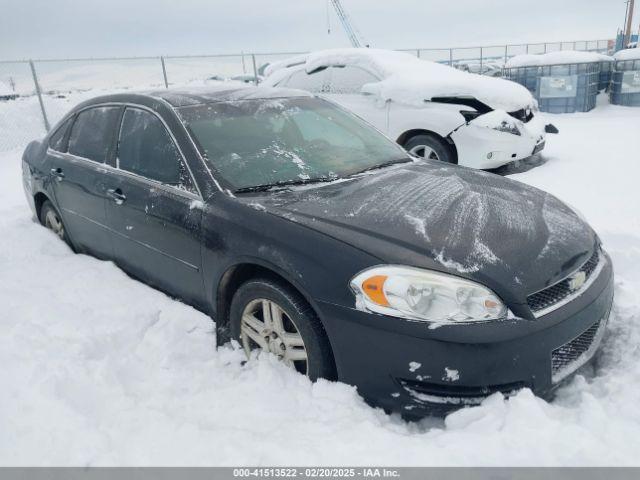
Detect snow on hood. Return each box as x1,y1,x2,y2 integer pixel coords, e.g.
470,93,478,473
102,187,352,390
273,48,535,112
246,161,596,303
506,51,613,68
614,48,640,61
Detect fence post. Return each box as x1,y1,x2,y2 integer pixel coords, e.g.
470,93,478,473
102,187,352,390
416,49,420,58
449,48,453,66
29,60,50,132
480,47,483,71
543,43,547,53
160,56,169,89
504,45,508,65
242,52,247,74
251,54,259,85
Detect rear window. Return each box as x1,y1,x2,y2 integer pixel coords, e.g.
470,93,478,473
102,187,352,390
48,116,74,152
68,106,121,163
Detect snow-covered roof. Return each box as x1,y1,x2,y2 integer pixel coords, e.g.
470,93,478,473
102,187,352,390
266,48,534,112
614,48,640,61
506,51,613,68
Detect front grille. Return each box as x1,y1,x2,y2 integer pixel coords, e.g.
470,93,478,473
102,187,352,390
508,108,534,123
527,248,600,315
551,319,602,381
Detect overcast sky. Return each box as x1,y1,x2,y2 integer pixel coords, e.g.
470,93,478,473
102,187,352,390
0,0,636,59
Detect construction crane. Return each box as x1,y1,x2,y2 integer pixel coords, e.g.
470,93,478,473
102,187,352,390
327,0,369,48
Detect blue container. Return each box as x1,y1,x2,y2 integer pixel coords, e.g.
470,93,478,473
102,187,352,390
610,58,640,107
598,60,614,91
503,66,539,94
535,62,600,113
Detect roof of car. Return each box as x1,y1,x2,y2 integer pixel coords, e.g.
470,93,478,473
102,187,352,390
81,86,313,109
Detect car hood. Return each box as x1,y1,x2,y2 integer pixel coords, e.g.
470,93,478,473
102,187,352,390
238,161,596,309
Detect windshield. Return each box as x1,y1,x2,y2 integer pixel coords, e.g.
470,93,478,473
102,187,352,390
177,97,409,191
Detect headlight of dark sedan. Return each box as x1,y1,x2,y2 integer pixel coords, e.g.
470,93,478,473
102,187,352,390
350,266,507,324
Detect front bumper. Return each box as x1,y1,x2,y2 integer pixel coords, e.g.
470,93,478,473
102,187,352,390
451,113,548,169
316,253,614,418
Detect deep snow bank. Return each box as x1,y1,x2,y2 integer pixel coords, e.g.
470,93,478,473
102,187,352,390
1,92,640,465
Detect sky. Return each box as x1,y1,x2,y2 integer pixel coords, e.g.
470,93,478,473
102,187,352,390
0,0,636,60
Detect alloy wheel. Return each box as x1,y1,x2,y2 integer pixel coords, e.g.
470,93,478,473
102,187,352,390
409,144,440,161
44,209,65,239
240,298,308,374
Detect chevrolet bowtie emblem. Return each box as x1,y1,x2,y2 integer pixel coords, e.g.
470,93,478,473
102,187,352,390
568,271,587,291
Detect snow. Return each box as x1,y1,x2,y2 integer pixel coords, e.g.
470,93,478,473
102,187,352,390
408,362,422,373
506,51,613,68
1,90,640,465
0,80,14,97
267,48,535,112
614,48,640,61
443,368,460,382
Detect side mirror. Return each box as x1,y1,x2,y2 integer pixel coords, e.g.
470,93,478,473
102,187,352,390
545,124,559,134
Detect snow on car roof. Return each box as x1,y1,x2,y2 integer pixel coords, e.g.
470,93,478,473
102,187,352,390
146,85,312,107
614,48,640,61
299,48,534,112
506,51,613,68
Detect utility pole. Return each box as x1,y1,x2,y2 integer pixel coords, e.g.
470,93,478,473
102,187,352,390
624,0,636,47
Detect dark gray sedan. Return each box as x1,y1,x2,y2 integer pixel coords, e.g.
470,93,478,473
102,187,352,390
22,87,613,417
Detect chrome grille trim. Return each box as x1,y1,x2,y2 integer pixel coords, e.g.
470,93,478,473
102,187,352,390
528,248,606,318
551,314,608,384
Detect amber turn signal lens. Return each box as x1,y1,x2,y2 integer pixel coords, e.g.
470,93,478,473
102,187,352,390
484,299,499,309
362,275,389,306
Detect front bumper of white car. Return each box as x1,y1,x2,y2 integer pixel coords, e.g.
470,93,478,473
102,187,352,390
452,113,549,170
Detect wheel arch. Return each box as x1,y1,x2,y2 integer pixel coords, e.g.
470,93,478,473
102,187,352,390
33,191,52,222
396,129,459,164
214,260,332,353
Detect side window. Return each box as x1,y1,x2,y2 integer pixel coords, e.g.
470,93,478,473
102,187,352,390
117,108,196,193
283,68,327,92
326,66,379,94
68,106,121,162
48,116,74,152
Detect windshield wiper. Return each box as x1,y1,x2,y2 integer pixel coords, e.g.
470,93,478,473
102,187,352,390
348,157,413,177
234,177,338,194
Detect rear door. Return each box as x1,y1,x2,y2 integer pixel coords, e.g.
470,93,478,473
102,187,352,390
325,65,389,133
48,106,121,258
104,106,205,304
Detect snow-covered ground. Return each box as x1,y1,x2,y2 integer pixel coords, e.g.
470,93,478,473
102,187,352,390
1,92,640,466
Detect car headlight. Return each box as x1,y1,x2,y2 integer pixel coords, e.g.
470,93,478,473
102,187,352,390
350,265,507,324
493,119,521,136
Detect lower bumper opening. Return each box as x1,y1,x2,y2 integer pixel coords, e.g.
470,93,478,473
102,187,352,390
397,378,528,406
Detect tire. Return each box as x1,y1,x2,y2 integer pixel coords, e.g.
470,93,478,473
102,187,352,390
229,278,336,381
404,133,455,164
39,200,72,247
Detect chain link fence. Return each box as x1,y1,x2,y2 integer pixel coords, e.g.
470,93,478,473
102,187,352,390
0,39,613,152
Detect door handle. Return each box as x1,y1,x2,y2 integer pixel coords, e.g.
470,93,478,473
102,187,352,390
50,168,65,181
106,188,126,205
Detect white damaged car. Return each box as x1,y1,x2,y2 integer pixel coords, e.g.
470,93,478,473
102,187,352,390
262,48,558,169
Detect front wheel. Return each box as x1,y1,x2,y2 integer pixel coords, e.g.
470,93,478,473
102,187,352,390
404,133,455,164
229,278,336,381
